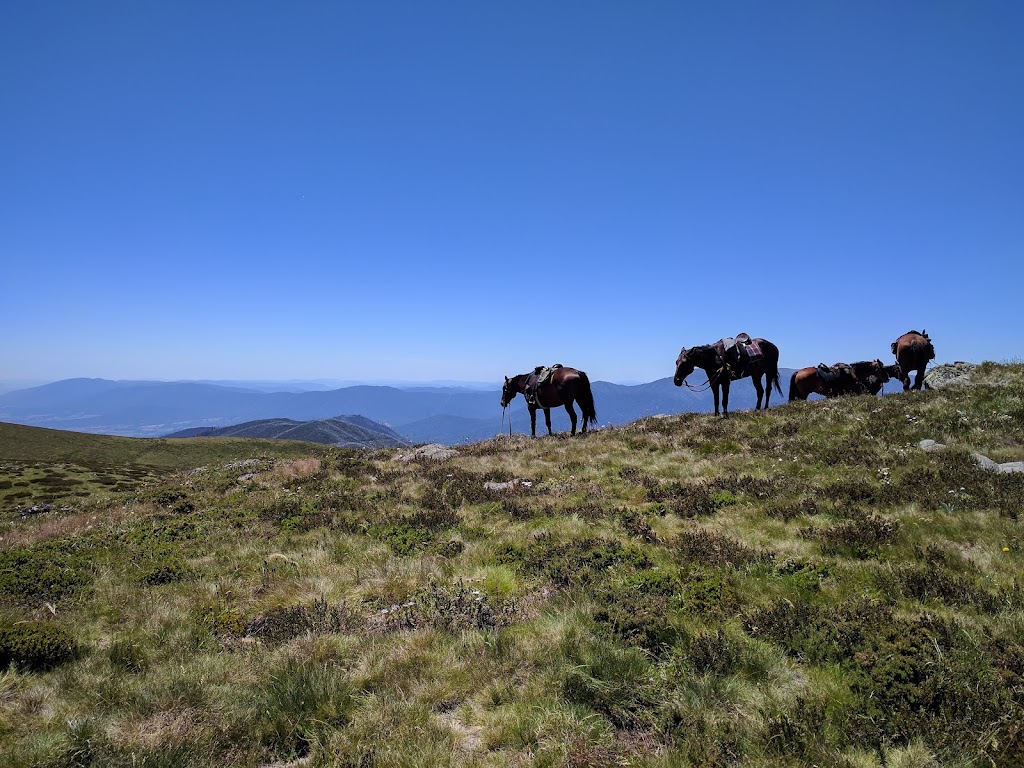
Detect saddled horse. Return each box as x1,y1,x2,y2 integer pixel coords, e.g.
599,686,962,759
673,336,782,417
789,360,891,401
501,365,597,436
892,330,935,391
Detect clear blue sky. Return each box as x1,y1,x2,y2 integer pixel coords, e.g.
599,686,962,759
3,2,1022,384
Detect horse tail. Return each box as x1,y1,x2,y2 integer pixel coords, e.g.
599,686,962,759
577,370,598,423
763,340,783,396
788,371,799,402
769,358,783,397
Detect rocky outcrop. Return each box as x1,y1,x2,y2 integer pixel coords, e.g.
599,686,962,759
918,439,1023,473
924,362,977,389
394,444,459,462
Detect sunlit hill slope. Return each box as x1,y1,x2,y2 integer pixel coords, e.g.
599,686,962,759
1,363,1022,766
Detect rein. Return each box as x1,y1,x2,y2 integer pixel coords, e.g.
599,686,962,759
684,365,728,393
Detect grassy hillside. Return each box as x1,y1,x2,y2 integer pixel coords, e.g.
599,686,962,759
1,363,1022,767
0,422,331,511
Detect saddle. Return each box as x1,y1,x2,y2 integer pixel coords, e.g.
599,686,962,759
723,334,762,379
525,364,562,406
817,363,858,395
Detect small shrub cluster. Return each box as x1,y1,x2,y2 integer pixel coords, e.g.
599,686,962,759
592,569,686,653
673,528,766,568
368,518,463,558
763,496,818,521
745,599,1024,762
0,539,98,605
379,581,515,632
617,506,657,541
494,536,651,587
685,628,746,675
246,597,359,644
649,481,734,517
0,620,79,671
800,511,899,559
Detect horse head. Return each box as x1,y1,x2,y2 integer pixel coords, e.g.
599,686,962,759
885,363,902,379
673,347,695,386
874,359,889,381
500,375,520,407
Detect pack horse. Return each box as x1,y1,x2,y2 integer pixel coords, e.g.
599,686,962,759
501,365,597,436
673,334,783,417
892,330,935,391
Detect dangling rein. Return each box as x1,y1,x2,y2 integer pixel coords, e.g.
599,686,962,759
685,366,727,393
500,405,512,436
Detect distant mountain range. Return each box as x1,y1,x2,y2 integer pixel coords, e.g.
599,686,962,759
0,374,906,445
166,415,408,448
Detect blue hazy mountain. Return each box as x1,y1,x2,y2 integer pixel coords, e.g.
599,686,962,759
0,374,811,444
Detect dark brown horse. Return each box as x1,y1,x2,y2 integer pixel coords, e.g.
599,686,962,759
501,366,597,436
788,360,891,401
673,337,782,417
892,330,935,391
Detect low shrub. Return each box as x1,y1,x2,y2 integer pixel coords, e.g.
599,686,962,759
246,597,359,644
378,581,515,632
673,528,766,568
0,620,79,671
494,536,651,587
800,512,899,559
0,539,98,605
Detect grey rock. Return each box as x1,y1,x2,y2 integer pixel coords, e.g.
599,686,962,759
973,453,1000,471
395,444,459,462
996,461,1024,474
483,479,532,492
17,503,54,518
919,439,947,453
925,362,977,389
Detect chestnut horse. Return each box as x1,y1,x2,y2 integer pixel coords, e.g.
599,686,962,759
892,330,935,391
501,366,597,436
789,360,892,401
673,337,782,417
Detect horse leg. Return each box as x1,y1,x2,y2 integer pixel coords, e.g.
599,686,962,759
564,402,578,435
529,406,537,437
899,360,911,391
754,375,765,410
544,408,553,436
712,384,720,416
722,381,730,418
914,366,925,391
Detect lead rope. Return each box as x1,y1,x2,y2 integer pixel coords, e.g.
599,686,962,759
500,405,512,436
685,365,727,393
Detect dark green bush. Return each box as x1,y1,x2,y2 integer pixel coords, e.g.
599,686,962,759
800,512,899,559
0,539,98,604
0,620,79,671
494,536,651,587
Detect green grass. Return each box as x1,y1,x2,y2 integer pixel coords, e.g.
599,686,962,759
1,364,1023,766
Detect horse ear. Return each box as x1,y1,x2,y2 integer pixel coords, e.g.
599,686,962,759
504,376,509,383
